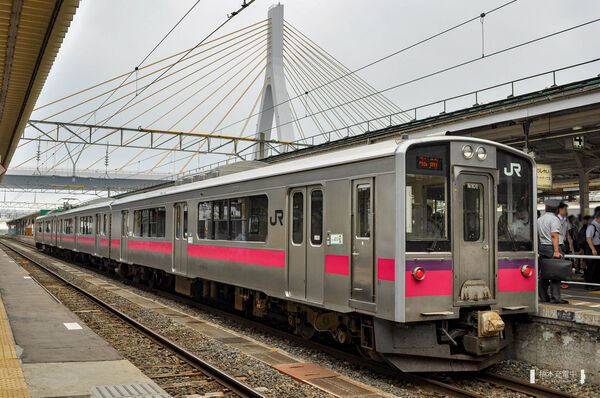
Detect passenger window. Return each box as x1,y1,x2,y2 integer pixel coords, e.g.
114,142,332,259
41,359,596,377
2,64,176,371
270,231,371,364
198,202,212,239
183,205,188,237
310,190,323,245
175,206,181,239
463,183,483,242
230,198,245,241
356,185,371,238
121,211,128,237
292,192,303,244
213,200,229,240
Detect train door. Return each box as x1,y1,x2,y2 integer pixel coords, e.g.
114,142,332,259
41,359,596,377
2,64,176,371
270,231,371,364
453,171,496,304
52,219,56,245
287,186,324,302
351,179,374,303
172,202,188,274
120,210,129,262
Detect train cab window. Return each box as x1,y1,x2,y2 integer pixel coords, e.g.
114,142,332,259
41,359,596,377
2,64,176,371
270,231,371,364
356,185,371,238
405,144,450,251
292,192,303,244
497,150,533,251
463,183,483,242
311,190,323,245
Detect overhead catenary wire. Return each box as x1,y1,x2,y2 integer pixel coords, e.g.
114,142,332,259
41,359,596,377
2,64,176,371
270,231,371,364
35,27,269,171
245,16,600,147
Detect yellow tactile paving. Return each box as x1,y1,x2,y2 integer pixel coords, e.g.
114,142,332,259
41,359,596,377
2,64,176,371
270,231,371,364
0,296,30,398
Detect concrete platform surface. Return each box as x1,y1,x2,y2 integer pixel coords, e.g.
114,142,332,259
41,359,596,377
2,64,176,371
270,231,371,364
538,284,600,327
0,247,168,397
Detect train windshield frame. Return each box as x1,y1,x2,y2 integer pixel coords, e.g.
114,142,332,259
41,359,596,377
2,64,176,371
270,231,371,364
496,150,534,251
405,144,451,252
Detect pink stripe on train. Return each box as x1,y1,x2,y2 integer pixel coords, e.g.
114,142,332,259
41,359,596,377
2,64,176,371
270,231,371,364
325,255,349,275
78,236,94,244
498,268,535,292
100,239,121,247
128,240,171,253
61,235,74,242
188,244,285,268
377,258,395,281
405,270,453,297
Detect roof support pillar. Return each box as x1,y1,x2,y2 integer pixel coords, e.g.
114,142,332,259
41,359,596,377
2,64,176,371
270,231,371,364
579,170,589,216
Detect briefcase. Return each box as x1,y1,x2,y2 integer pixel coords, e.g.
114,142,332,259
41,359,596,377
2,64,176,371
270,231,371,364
540,257,573,280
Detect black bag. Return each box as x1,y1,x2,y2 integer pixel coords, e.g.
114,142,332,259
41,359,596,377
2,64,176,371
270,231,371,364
540,257,573,280
575,226,587,251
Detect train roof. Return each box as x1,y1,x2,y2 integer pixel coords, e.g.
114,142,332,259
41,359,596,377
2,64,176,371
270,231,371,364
39,135,533,218
110,139,401,206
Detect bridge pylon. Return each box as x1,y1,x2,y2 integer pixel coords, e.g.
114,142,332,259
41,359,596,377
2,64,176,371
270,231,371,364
254,3,295,159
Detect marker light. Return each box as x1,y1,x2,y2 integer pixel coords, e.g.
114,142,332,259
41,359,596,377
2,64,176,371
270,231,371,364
462,144,474,159
476,146,487,160
521,265,533,277
412,267,426,281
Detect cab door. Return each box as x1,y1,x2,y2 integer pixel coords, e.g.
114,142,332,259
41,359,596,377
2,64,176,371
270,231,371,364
351,179,374,303
453,171,496,304
172,202,188,274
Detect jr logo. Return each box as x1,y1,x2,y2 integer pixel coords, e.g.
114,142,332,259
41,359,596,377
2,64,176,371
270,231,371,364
269,210,284,226
503,162,522,177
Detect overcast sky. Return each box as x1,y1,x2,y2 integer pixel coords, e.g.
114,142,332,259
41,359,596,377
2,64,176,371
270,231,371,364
5,0,600,210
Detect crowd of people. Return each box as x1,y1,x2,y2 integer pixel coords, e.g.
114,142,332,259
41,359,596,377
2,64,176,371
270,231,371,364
537,201,600,303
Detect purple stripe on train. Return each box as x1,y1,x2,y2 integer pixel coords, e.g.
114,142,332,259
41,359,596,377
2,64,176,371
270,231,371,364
498,259,535,269
405,259,452,271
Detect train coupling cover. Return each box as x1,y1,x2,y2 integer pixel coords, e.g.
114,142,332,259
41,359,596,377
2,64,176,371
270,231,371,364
462,310,505,356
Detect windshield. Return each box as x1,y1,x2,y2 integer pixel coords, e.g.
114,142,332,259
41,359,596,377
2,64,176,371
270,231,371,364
405,143,450,252
497,150,533,251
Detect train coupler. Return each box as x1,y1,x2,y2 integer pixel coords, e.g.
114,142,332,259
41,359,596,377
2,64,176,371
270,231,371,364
462,310,505,356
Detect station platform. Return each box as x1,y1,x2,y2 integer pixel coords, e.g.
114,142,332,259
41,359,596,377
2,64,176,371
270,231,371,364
538,282,600,327
0,246,167,397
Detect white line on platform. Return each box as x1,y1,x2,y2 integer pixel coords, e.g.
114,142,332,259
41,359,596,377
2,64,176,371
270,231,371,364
572,302,590,305
23,276,31,279
589,304,600,308
63,322,82,330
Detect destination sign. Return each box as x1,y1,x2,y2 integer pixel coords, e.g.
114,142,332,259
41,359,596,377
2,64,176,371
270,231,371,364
416,156,442,170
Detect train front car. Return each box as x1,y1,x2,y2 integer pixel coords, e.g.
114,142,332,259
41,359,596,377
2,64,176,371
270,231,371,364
377,137,536,372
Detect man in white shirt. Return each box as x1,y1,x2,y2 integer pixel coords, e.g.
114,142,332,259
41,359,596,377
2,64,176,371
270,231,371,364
537,200,566,303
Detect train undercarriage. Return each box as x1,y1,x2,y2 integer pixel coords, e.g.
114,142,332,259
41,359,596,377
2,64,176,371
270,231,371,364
39,243,514,372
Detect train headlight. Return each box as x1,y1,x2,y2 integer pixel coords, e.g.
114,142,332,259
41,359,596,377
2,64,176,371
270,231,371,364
412,267,426,281
476,146,487,160
462,144,474,159
521,264,533,277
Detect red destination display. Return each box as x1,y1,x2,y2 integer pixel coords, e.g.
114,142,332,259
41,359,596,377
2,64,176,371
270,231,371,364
416,155,442,170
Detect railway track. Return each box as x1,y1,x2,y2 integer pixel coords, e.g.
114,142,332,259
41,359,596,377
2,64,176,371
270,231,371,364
2,237,583,398
0,239,268,398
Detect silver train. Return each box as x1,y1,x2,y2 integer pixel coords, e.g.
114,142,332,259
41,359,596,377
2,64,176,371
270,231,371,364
35,136,537,372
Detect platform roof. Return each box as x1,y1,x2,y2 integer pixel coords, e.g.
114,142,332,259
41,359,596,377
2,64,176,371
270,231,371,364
0,0,80,182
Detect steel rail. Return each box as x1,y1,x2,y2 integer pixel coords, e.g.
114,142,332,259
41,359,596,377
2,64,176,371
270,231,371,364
0,239,268,398
479,372,582,398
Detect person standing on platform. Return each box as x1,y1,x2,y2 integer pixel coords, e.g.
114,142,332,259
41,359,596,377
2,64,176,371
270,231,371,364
537,200,567,303
585,211,600,290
